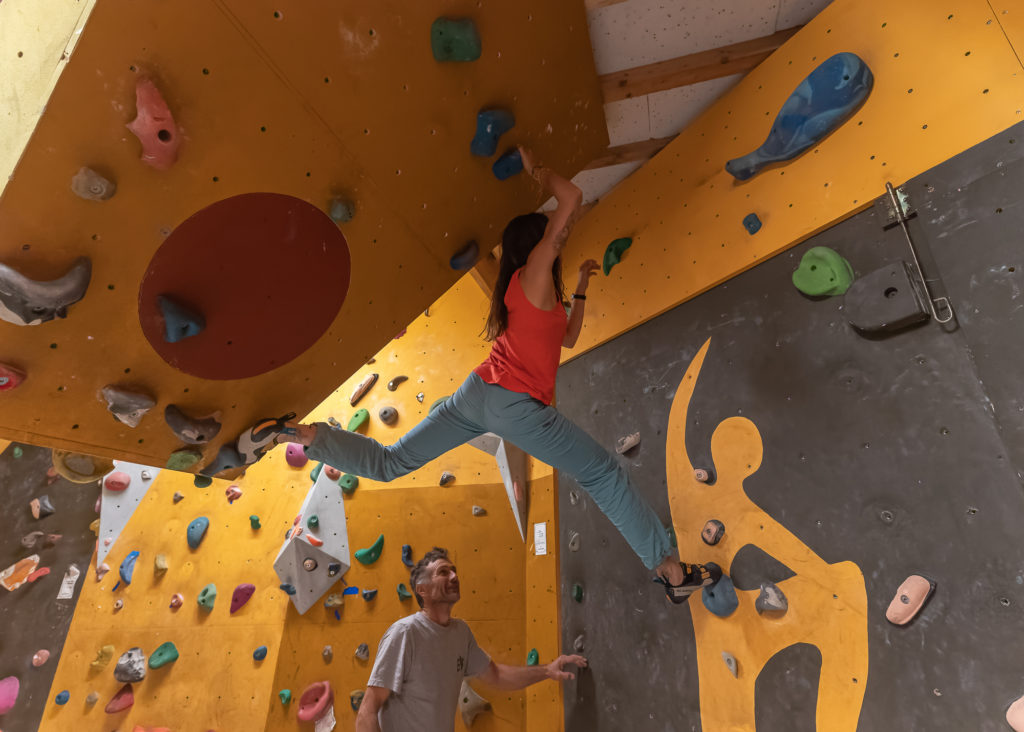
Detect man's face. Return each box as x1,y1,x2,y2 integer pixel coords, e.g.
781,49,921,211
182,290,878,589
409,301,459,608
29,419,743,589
419,558,461,606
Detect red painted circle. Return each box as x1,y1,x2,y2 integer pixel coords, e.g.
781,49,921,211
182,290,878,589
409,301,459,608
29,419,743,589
139,193,350,380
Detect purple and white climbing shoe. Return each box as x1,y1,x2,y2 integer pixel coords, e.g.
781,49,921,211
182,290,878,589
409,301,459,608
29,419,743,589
654,562,722,604
236,412,297,465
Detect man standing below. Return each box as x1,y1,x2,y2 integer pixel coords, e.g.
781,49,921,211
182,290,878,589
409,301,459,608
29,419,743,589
355,547,587,731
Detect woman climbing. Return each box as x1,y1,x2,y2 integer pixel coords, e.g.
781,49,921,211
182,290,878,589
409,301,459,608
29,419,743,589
254,146,718,603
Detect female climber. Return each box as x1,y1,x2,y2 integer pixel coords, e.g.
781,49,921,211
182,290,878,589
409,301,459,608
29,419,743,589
253,146,718,603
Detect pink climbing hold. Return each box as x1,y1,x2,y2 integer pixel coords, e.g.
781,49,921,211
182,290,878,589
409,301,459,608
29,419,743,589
104,471,131,492
169,593,184,609
104,683,134,713
225,485,243,504
95,563,110,582
297,680,333,722
32,650,50,667
0,363,25,392
27,567,50,583
0,675,19,715
285,443,308,468
126,77,180,171
230,583,256,613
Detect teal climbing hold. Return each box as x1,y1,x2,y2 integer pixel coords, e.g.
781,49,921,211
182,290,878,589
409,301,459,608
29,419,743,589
355,534,384,565
148,641,179,669
11,446,22,459
431,17,481,62
347,409,369,433
197,583,217,610
572,583,584,603
157,294,205,343
280,583,296,595
792,246,855,296
397,583,413,600
310,462,323,483
492,148,523,180
472,109,514,157
743,213,762,234
603,238,632,275
450,240,479,271
279,688,292,705
307,515,319,530
701,563,738,618
340,474,359,495
186,516,209,549
526,648,539,666
249,515,261,530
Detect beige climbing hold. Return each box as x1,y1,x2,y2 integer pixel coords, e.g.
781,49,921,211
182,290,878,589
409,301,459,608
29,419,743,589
573,634,585,652
350,373,378,406
1008,693,1024,731
885,574,935,625
32,649,50,666
323,593,343,608
95,563,110,581
154,554,168,576
90,645,115,670
615,432,640,454
568,531,580,552
71,167,116,201
472,505,486,517
85,690,99,705
458,680,491,728
113,598,124,611
322,645,333,663
51,449,114,483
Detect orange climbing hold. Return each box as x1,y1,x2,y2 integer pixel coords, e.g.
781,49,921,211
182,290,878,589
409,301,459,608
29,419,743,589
0,555,40,591
126,77,180,171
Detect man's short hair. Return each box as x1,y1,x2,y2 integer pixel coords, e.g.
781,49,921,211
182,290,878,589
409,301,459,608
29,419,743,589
410,547,450,608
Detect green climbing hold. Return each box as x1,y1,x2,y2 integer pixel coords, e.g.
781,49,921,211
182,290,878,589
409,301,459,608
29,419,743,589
572,583,584,603
526,648,539,666
310,462,323,483
193,475,212,488
354,533,384,565
307,515,319,530
347,409,369,433
397,583,413,600
197,582,217,610
249,515,261,530
340,474,359,495
166,448,202,471
148,641,179,669
792,246,855,296
603,237,632,275
12,446,22,459
279,689,292,705
430,17,481,62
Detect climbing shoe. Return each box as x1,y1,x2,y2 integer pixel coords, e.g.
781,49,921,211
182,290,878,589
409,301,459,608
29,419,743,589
654,562,722,604
237,412,297,464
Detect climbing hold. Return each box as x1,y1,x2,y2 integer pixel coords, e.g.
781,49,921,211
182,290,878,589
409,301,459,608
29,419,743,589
726,53,873,180
885,574,935,625
572,583,584,603
347,409,370,433
387,375,408,391
350,689,365,712
225,485,243,503
118,550,140,585
169,593,184,609
197,583,217,610
416,392,425,403
249,515,261,530
89,519,100,535
148,642,179,669
307,535,324,547
172,491,185,504
492,149,523,180
324,593,343,608
742,213,763,235
322,645,333,663
328,196,356,224
166,448,202,471
164,404,221,445
1008,694,1024,731
253,645,268,661
701,563,738,618
439,471,456,487
104,471,131,493
0,676,19,715
397,583,413,601
701,520,725,546
104,683,134,713
756,581,789,617
615,432,640,454
379,406,398,426
157,295,205,343
55,689,70,705
472,505,486,516
127,76,180,170
0,363,26,391
400,544,415,568
350,373,378,407
0,256,91,326
114,647,147,683
526,648,539,666
694,468,714,483
95,563,110,582
1,555,40,590
303,558,318,571
231,583,256,613
113,598,124,611
20,531,44,549
792,246,855,297
100,385,155,428
327,562,342,577
32,649,50,666
71,166,116,201
297,680,334,722
568,531,580,552
52,449,113,483
154,554,168,576
280,583,297,595
471,108,514,157
323,465,341,481
431,17,481,62
459,680,491,728
343,586,360,596
450,240,479,271
27,566,50,583
279,689,292,705
86,691,99,705
307,515,319,530
354,534,385,566
30,494,55,519
310,462,324,482
194,475,212,488
722,651,738,677
362,588,378,601
573,634,585,652
186,516,210,549
285,443,308,468
91,643,115,671
340,474,359,495
602,237,632,275
844,260,929,334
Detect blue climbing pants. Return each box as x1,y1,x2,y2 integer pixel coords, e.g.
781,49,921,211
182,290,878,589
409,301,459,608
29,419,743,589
305,372,673,570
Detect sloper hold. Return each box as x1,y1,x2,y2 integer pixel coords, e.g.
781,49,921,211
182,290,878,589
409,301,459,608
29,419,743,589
286,443,308,467
792,246,855,296
885,574,935,625
126,77,180,170
197,444,242,478
231,583,256,613
387,375,407,391
164,404,221,444
844,260,930,333
52,450,113,483
603,238,632,275
157,295,205,343
186,517,209,549
0,256,91,326
0,676,19,715
701,563,738,617
471,108,514,157
431,17,481,62
104,683,134,713
197,583,217,610
379,406,398,426
726,52,873,180
755,581,789,617
459,680,491,728
148,642,178,669
166,448,202,471
297,680,334,722
55,690,69,705
118,550,140,585
492,149,523,180
71,167,116,201
450,240,479,271
100,385,155,427
0,363,26,391
254,645,268,661
113,648,146,683
105,471,131,492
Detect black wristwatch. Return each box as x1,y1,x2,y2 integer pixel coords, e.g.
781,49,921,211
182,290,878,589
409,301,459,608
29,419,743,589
572,293,586,301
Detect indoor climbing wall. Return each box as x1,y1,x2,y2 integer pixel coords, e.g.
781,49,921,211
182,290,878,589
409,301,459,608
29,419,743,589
557,119,1024,731
0,0,607,475
35,278,564,731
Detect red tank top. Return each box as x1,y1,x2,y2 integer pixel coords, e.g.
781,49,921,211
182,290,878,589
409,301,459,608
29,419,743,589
474,268,568,405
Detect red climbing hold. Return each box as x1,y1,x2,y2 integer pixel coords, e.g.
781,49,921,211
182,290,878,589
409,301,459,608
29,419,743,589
297,680,333,722
307,535,324,547
126,77,180,171
104,683,134,713
0,363,25,391
104,471,131,492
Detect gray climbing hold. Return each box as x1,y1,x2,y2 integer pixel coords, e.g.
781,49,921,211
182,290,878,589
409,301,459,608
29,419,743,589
472,505,486,516
30,494,55,519
164,404,221,445
157,294,205,342
100,385,156,428
322,645,333,663
416,392,425,403
701,564,739,618
71,167,116,201
379,406,398,426
573,634,585,652
387,375,407,391
85,691,99,705
439,471,455,487
355,643,369,661
722,651,738,677
431,17,482,62
199,444,244,477
568,531,580,552
701,520,725,546
328,196,355,224
844,261,930,334
569,490,580,506
172,492,184,503
0,256,91,326
756,581,789,617
113,647,147,683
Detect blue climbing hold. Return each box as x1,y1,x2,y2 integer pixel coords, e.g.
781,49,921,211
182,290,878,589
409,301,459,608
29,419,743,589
334,609,341,620
55,690,70,705
450,241,479,271
726,52,874,181
743,213,762,235
186,516,210,549
253,645,268,661
471,108,515,157
701,563,739,618
118,550,140,585
157,294,206,343
401,544,414,568
280,583,296,595
342,586,360,596
492,148,523,180
362,589,378,601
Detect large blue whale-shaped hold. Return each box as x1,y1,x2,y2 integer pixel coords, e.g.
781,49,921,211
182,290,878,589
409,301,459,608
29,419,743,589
726,52,874,181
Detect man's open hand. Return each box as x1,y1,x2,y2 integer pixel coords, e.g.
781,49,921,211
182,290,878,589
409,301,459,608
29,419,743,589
544,654,588,681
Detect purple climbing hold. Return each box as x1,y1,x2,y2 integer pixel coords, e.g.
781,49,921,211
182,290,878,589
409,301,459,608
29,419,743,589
231,583,256,613
0,675,20,715
286,443,308,468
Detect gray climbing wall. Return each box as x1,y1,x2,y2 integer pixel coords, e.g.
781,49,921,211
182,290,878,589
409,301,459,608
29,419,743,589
557,121,1024,731
0,444,98,730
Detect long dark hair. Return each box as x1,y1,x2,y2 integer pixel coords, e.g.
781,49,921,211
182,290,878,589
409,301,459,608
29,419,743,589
483,212,565,341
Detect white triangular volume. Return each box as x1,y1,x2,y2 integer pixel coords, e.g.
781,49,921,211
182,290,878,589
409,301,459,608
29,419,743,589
495,438,529,542
97,462,160,566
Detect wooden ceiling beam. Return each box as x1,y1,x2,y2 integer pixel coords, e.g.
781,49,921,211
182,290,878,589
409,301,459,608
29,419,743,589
582,135,676,170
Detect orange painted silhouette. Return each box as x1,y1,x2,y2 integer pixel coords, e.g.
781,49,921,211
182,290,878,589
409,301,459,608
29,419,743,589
667,339,868,731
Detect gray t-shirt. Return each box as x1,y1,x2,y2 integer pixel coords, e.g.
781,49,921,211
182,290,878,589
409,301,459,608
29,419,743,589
368,611,491,732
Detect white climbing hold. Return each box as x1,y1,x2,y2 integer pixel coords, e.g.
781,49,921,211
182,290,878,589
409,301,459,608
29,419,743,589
71,167,116,201
722,651,738,677
354,643,369,661
472,505,486,517
568,531,580,552
459,680,491,728
615,432,640,454
573,634,585,652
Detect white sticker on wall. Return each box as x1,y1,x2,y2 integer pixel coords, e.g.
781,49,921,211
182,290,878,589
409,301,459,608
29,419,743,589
534,522,547,556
